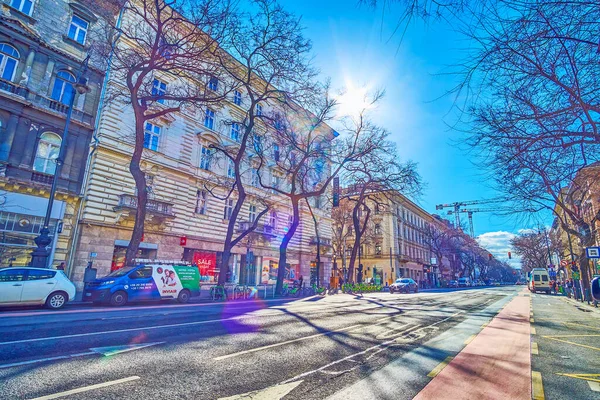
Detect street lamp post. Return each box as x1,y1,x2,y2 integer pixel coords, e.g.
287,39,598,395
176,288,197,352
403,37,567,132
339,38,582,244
30,57,90,268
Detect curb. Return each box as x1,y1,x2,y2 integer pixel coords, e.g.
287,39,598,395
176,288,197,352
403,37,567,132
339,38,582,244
562,296,599,313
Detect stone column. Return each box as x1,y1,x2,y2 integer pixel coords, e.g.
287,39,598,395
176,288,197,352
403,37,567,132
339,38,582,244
0,114,19,162
40,59,55,95
18,48,36,87
19,121,38,167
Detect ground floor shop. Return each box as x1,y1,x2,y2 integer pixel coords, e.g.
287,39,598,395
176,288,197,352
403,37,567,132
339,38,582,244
71,223,332,293
0,189,77,268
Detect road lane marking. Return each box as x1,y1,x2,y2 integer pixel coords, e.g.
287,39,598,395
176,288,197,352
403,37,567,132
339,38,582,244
213,324,362,361
218,381,304,400
531,327,536,335
280,312,463,385
531,342,539,355
542,337,600,352
427,356,454,378
464,335,476,345
542,334,600,338
532,371,545,400
0,311,297,345
564,322,600,331
0,352,96,369
556,373,600,383
29,376,140,400
530,318,535,323
89,342,164,356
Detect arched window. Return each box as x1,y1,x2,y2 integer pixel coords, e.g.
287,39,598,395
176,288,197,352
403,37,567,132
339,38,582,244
50,71,76,105
33,132,61,175
0,44,19,82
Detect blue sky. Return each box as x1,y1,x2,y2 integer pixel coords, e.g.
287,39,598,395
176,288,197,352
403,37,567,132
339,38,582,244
280,0,528,265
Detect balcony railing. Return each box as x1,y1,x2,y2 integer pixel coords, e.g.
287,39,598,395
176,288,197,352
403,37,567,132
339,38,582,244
114,194,175,217
238,221,276,236
31,171,54,185
310,236,332,247
26,92,94,125
0,78,27,96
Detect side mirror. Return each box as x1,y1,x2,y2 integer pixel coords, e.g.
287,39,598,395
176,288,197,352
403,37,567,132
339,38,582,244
592,277,600,301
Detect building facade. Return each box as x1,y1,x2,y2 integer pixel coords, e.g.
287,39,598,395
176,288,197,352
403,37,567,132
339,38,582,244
68,8,334,292
0,0,107,268
336,190,435,286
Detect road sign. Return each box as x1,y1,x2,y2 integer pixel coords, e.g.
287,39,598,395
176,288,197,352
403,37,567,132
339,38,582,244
89,252,97,258
586,247,600,258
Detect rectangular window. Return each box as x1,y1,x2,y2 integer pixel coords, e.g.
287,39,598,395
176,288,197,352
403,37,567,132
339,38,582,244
271,174,279,190
143,122,161,151
269,211,277,229
200,145,211,170
208,76,218,91
68,15,89,45
204,108,215,130
375,244,382,255
224,198,234,220
227,159,235,179
152,79,167,104
253,134,262,151
251,168,260,187
11,0,33,15
233,90,242,106
256,103,262,116
273,143,280,161
195,190,207,214
248,204,256,222
230,123,240,142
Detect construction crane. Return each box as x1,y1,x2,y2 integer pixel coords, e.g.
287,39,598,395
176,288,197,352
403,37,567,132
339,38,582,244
435,198,506,235
447,207,511,238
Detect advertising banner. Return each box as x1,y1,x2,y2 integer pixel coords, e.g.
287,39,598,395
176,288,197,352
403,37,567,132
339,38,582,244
193,251,217,281
152,265,183,297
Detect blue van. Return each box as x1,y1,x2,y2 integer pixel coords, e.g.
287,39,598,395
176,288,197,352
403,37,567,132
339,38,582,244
84,262,200,306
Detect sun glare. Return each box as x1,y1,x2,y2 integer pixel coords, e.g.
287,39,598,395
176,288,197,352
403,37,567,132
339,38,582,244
335,83,372,118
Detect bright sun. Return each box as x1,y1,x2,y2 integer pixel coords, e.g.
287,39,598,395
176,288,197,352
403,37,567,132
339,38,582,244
335,83,372,118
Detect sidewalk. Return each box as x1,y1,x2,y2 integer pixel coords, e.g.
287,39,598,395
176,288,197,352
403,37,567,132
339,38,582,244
413,293,531,400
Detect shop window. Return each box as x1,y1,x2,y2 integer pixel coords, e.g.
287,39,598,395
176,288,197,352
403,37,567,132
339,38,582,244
33,132,61,175
0,43,19,81
50,70,76,105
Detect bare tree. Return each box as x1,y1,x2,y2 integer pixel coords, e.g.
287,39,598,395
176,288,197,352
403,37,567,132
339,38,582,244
205,0,320,286
511,230,554,273
96,0,234,266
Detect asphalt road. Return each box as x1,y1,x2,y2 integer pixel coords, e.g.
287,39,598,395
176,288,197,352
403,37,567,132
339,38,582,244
0,286,523,400
530,291,600,400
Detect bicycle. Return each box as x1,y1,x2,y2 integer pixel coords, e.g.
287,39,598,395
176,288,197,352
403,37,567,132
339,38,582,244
210,285,227,301
233,285,248,300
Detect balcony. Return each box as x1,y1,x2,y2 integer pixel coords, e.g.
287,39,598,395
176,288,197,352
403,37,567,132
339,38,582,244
27,92,94,125
31,171,54,185
114,194,175,218
237,221,276,237
0,78,28,97
310,236,332,247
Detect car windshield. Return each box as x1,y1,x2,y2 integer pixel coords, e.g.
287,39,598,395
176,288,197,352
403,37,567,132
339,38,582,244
397,279,411,283
106,267,135,277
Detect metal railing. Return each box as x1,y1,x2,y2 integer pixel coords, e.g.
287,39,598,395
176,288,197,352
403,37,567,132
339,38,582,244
115,194,175,217
26,92,94,125
237,221,276,236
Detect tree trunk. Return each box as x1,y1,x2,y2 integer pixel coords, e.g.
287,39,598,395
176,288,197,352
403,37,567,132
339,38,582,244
276,199,300,295
125,115,148,267
348,203,361,283
218,189,246,286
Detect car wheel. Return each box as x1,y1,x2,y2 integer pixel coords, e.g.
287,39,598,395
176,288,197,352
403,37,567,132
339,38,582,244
110,291,128,307
177,289,191,304
389,289,394,294
45,291,68,309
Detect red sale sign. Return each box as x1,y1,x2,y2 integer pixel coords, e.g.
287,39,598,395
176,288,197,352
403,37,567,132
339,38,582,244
193,251,217,277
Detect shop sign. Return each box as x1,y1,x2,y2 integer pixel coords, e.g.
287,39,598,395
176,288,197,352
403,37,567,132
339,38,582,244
193,251,217,278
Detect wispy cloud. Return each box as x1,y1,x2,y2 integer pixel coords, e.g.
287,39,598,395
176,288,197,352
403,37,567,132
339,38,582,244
477,231,520,269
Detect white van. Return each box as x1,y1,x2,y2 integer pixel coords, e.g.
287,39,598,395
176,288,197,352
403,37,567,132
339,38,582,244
528,268,550,294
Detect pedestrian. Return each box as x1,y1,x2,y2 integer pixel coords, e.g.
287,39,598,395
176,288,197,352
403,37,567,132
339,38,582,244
56,262,65,271
298,274,304,288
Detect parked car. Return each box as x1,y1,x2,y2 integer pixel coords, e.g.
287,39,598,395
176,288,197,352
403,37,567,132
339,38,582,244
0,267,76,309
448,280,458,288
390,278,418,294
84,262,200,306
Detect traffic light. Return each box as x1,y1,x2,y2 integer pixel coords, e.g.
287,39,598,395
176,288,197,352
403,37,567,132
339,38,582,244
488,253,492,261
508,251,511,259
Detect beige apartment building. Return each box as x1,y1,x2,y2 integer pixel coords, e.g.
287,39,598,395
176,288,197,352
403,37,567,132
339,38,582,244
67,20,333,293
339,191,436,286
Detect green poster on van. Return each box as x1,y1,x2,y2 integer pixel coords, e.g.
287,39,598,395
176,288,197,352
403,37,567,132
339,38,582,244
173,266,200,290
